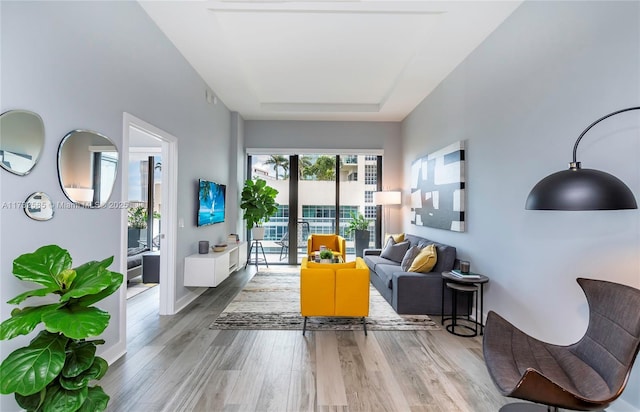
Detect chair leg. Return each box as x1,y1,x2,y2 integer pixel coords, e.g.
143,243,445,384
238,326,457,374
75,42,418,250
245,241,254,269
362,317,367,336
302,317,307,336
259,242,269,268
280,246,289,260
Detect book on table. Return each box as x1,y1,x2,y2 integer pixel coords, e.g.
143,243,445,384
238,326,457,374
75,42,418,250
450,269,481,279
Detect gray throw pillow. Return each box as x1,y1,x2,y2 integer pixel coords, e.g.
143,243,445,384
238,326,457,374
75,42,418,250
400,245,421,272
380,238,410,263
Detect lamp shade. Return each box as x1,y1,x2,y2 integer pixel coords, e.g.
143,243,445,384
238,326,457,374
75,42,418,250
526,165,637,210
526,106,639,211
373,191,401,205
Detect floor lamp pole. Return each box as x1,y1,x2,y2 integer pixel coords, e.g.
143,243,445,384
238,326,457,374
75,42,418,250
374,190,401,240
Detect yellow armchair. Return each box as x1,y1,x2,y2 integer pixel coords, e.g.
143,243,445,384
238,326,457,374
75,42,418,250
300,257,370,335
307,233,347,261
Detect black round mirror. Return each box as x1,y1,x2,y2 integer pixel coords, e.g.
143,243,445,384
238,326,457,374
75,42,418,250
24,192,54,221
58,129,118,208
0,110,45,176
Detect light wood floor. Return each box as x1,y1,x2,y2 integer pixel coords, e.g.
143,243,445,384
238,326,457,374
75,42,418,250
104,266,509,412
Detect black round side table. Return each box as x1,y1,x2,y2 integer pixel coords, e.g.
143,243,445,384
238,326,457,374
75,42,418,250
441,271,490,337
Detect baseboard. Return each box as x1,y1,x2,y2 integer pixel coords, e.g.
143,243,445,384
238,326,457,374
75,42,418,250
174,287,207,314
100,339,126,366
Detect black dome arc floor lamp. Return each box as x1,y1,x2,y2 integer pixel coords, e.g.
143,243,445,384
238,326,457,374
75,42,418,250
526,106,639,210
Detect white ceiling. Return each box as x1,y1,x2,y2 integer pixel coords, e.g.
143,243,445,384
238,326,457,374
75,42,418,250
139,0,522,122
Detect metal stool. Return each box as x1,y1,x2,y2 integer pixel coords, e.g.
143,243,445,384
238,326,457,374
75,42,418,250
246,239,268,269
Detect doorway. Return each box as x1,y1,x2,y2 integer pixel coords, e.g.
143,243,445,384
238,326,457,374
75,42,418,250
119,113,178,351
246,152,381,264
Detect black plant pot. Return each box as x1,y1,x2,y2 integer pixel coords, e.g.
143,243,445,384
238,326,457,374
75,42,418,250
128,228,145,248
354,229,370,258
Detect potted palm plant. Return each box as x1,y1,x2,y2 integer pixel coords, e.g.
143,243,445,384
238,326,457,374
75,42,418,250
345,212,371,258
0,244,123,412
240,178,279,240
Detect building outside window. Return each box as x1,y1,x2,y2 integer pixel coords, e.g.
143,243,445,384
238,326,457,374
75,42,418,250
365,190,373,203
365,164,377,185
364,205,377,219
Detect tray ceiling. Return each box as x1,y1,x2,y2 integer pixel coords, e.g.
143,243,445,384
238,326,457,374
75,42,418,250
139,0,521,121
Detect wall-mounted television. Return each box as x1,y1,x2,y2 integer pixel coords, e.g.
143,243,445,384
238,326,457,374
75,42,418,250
198,179,226,227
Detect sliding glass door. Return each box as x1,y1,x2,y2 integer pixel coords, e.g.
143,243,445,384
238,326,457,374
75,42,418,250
247,153,380,264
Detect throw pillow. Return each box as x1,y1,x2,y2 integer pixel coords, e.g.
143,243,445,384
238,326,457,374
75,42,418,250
380,237,410,263
384,233,405,244
408,244,438,273
306,261,356,269
400,245,421,272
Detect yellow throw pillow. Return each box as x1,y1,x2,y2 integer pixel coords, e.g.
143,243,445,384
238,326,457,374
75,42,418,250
408,244,437,273
384,233,405,244
307,261,356,269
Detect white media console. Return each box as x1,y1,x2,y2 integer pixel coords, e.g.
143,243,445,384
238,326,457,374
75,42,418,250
184,241,247,287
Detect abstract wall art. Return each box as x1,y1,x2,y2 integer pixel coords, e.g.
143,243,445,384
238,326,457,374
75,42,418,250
410,141,465,232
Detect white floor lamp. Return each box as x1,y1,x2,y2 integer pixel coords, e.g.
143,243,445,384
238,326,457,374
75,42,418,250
373,190,401,242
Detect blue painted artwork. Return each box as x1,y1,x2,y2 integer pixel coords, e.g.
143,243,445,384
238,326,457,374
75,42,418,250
198,179,226,226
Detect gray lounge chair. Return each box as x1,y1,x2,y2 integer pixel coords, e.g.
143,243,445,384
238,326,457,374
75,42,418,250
483,277,640,411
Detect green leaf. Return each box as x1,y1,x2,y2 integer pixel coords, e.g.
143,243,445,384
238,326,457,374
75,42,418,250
15,389,45,411
62,341,96,378
60,261,114,302
90,357,109,381
13,245,72,291
77,386,109,412
60,357,108,391
0,304,61,340
7,286,58,305
75,271,123,308
54,269,77,291
42,307,110,339
41,381,87,412
0,331,68,396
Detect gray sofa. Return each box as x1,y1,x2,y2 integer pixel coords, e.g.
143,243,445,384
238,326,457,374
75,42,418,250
363,234,469,315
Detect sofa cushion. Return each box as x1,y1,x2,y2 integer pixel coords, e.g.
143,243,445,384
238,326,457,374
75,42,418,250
375,263,401,288
364,255,397,272
384,232,405,244
400,245,421,272
432,244,456,273
408,244,437,273
380,238,410,263
407,234,430,248
127,246,148,256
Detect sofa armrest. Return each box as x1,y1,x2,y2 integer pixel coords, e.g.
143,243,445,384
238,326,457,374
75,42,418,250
363,248,381,257
337,235,347,261
391,271,444,315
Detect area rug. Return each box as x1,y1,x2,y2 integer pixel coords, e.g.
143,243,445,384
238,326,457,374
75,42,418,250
209,269,439,331
126,278,158,300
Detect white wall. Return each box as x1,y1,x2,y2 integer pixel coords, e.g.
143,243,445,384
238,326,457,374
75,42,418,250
0,2,237,410
402,1,639,410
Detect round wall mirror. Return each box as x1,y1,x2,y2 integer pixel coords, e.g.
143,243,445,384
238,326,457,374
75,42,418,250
58,129,119,208
24,192,54,221
0,110,45,176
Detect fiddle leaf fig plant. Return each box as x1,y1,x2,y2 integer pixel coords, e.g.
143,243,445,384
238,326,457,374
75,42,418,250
240,178,279,230
0,245,123,412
